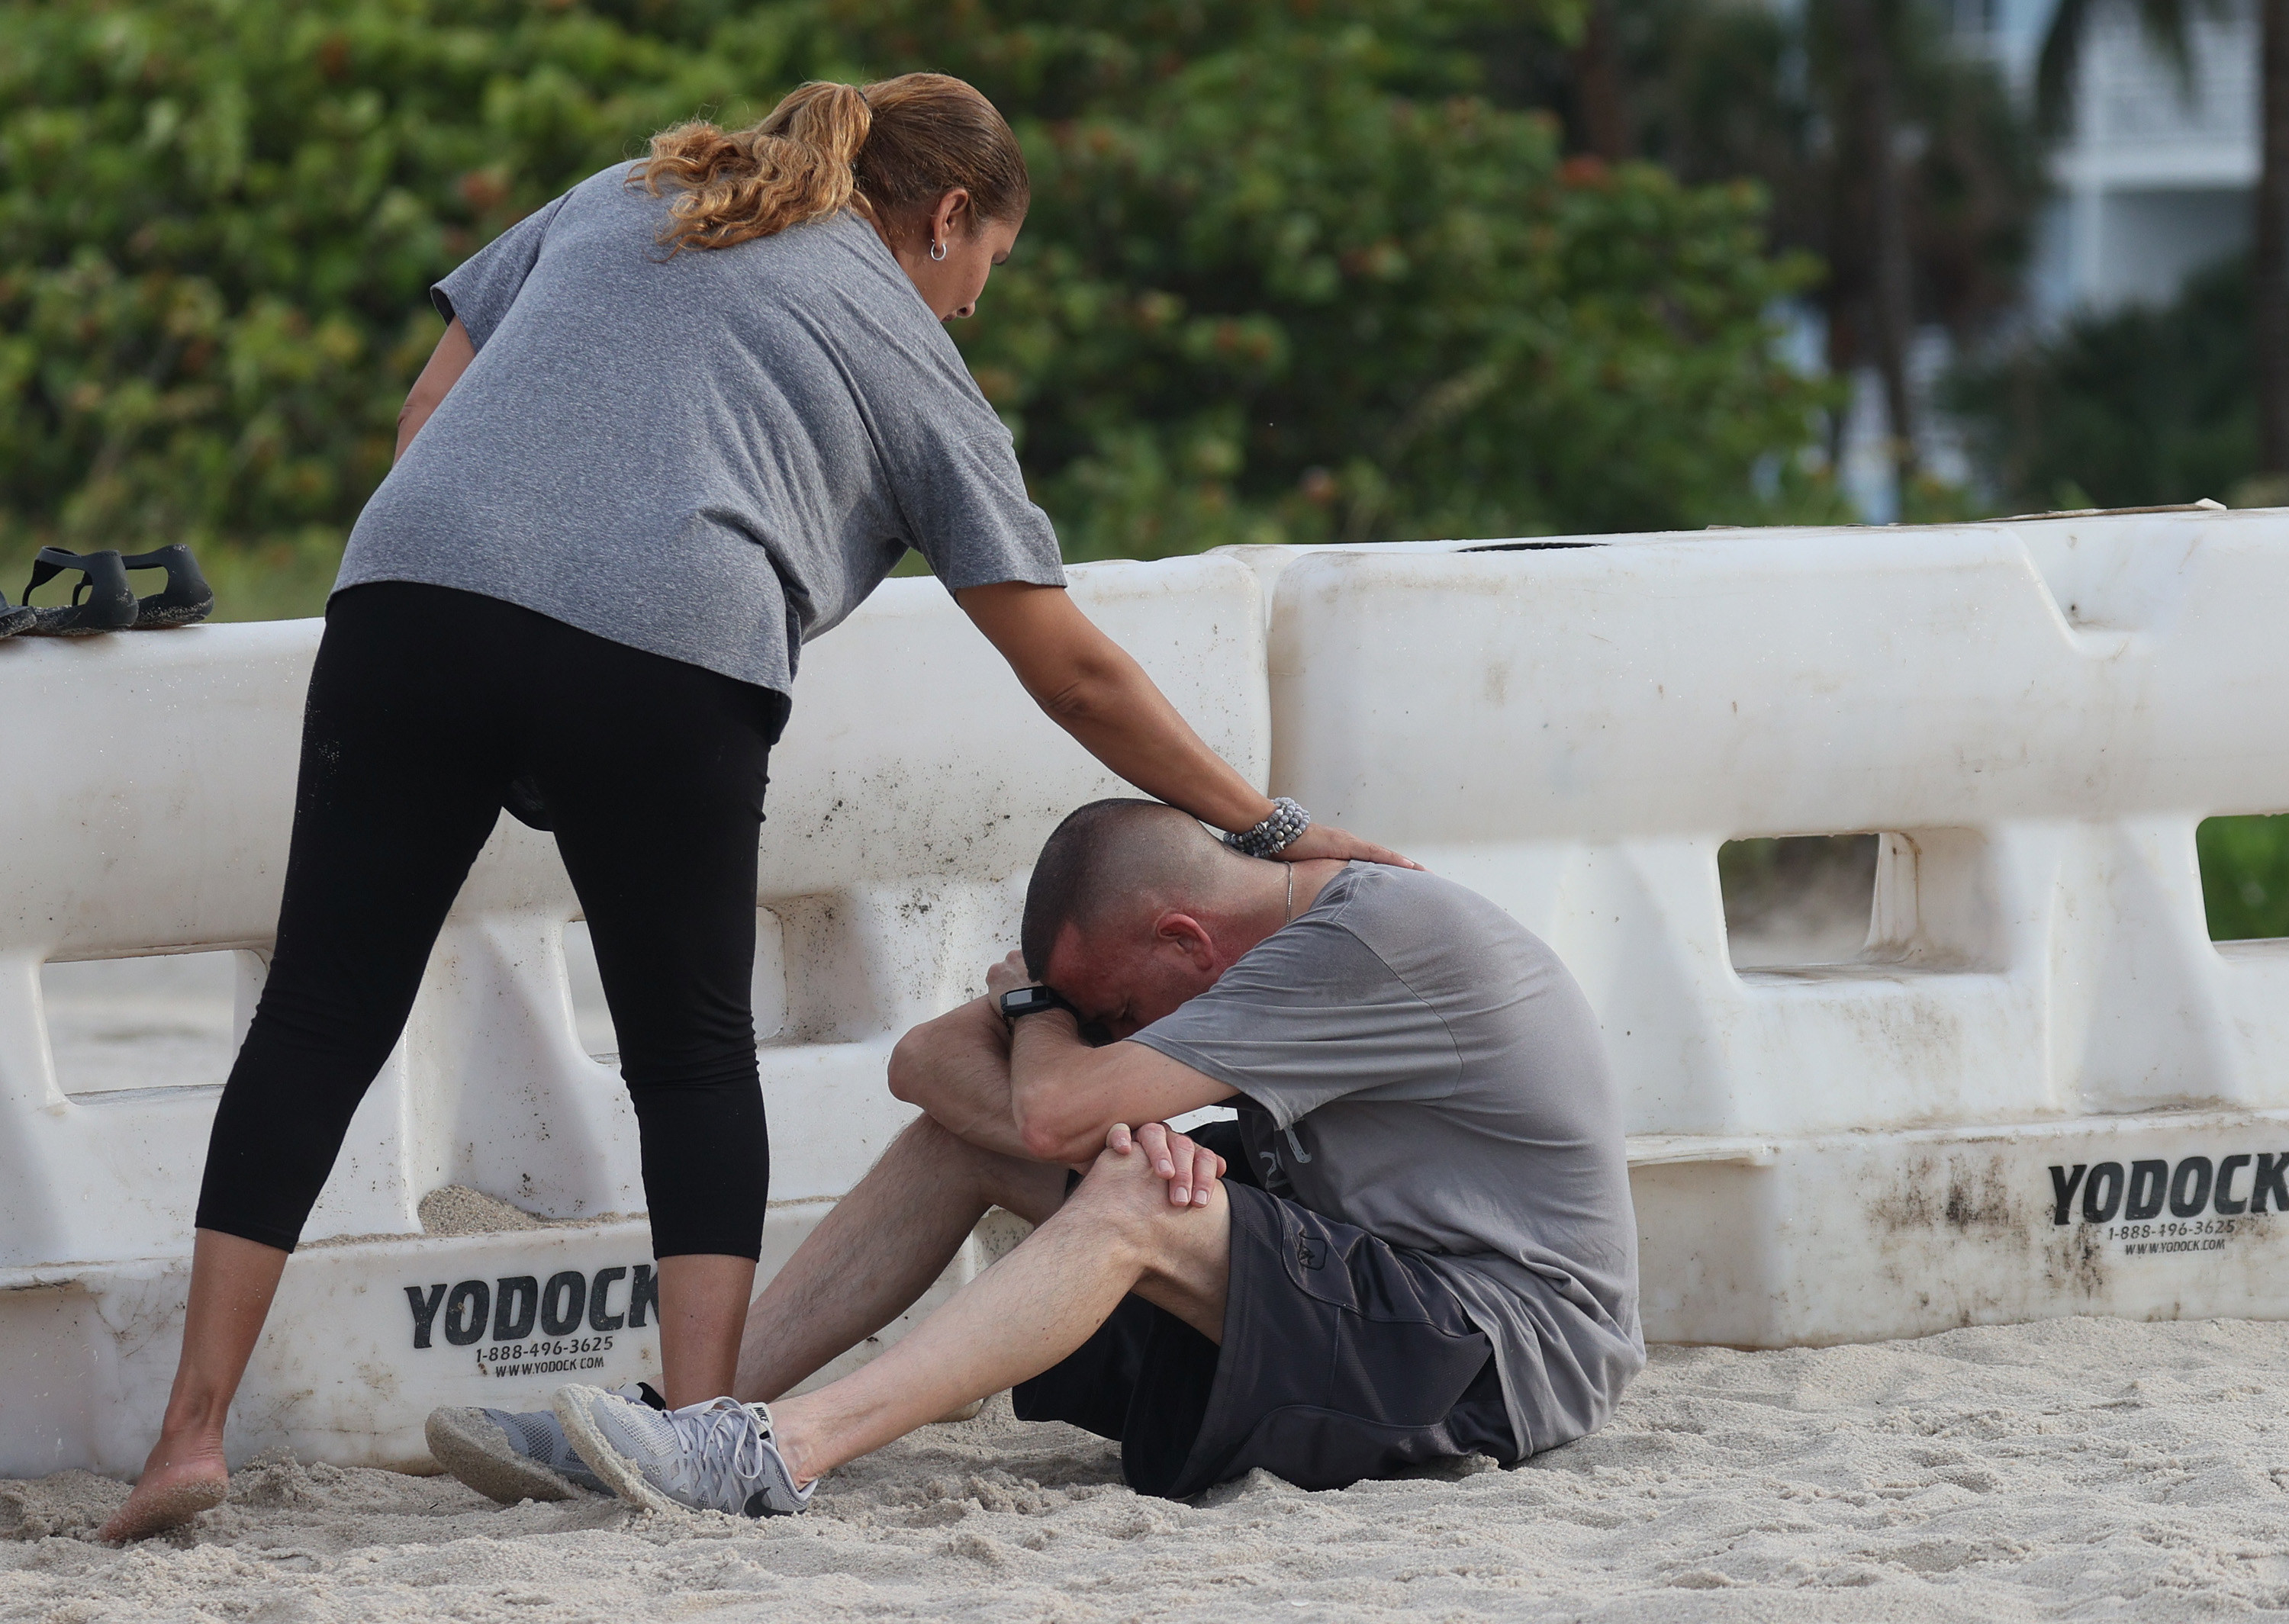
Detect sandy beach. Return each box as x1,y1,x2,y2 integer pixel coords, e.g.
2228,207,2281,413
8,1314,2288,1621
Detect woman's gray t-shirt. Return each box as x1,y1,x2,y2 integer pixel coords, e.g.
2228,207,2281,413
337,166,1065,693
1128,863,1644,1460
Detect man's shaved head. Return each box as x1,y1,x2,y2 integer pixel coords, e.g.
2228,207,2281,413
1020,799,1244,979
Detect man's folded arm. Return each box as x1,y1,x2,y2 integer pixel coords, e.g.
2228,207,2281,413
885,995,1037,1160
1006,1013,1235,1165
887,989,1234,1168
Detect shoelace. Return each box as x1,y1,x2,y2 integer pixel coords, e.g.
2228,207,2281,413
667,1397,779,1500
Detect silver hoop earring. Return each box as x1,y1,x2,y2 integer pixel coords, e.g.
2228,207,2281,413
929,237,948,262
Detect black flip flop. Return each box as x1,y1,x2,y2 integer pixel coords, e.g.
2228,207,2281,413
121,544,215,629
19,548,137,637
0,600,33,641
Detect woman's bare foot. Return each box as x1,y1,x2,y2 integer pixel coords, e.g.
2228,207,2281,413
100,1230,290,1541
97,1433,228,1542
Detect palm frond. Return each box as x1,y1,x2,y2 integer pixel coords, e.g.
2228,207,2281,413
2036,0,2227,138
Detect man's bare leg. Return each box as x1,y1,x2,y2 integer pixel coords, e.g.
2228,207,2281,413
732,1114,1068,1403
766,1139,1230,1485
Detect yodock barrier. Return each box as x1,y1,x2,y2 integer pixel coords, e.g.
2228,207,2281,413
0,558,1269,1478
2,509,2285,1478
1260,506,2289,1346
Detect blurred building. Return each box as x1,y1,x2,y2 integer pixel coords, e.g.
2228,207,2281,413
1969,0,2258,317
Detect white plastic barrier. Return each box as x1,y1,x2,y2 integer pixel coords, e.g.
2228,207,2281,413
0,558,1269,1477
8,510,2289,1478
1257,507,2289,1346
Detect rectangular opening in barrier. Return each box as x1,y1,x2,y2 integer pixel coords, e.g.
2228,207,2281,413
40,949,256,1097
1721,835,1879,970
562,911,788,1063
2197,814,2289,943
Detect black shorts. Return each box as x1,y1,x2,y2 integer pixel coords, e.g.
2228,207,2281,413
1012,1123,1518,1499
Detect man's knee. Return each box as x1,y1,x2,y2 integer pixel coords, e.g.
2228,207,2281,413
1056,1146,1231,1343
1061,1146,1225,1260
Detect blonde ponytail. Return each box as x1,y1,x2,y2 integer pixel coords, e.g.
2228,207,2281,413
636,82,871,253
632,74,1029,256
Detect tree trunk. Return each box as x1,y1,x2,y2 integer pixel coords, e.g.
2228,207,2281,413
1575,0,1630,161
2258,0,2289,472
1836,0,1919,488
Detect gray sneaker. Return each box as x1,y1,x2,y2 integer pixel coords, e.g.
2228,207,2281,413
552,1384,813,1517
426,1382,662,1504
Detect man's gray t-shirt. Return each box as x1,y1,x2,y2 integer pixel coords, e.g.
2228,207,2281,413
338,166,1065,693
1129,863,1643,1458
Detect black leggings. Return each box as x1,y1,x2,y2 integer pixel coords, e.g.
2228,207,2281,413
195,582,789,1259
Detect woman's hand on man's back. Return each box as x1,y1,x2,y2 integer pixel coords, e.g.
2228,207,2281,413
1274,821,1424,871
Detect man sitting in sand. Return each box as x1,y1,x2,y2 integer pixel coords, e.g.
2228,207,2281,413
430,798,1643,1514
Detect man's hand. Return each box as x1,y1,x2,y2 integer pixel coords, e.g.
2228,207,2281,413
985,950,1033,999
1106,1121,1227,1208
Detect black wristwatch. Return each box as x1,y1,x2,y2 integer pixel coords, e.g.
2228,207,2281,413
998,984,1077,1024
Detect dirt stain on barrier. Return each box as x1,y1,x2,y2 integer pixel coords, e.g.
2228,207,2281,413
1865,1144,2129,1305
1870,1151,2023,1240
1941,1154,2018,1235
1866,1151,2036,1322
2045,1220,2112,1299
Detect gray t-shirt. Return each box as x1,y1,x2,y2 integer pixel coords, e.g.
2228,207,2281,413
1130,863,1644,1458
337,166,1065,693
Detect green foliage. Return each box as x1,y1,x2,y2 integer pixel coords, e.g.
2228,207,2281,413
868,0,1843,554
2200,815,2289,943
0,0,818,573
1947,256,2256,512
2,0,1840,601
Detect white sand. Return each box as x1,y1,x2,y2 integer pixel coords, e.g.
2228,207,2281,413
8,1316,2289,1621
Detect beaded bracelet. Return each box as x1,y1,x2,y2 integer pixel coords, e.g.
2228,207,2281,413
1225,797,1312,858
